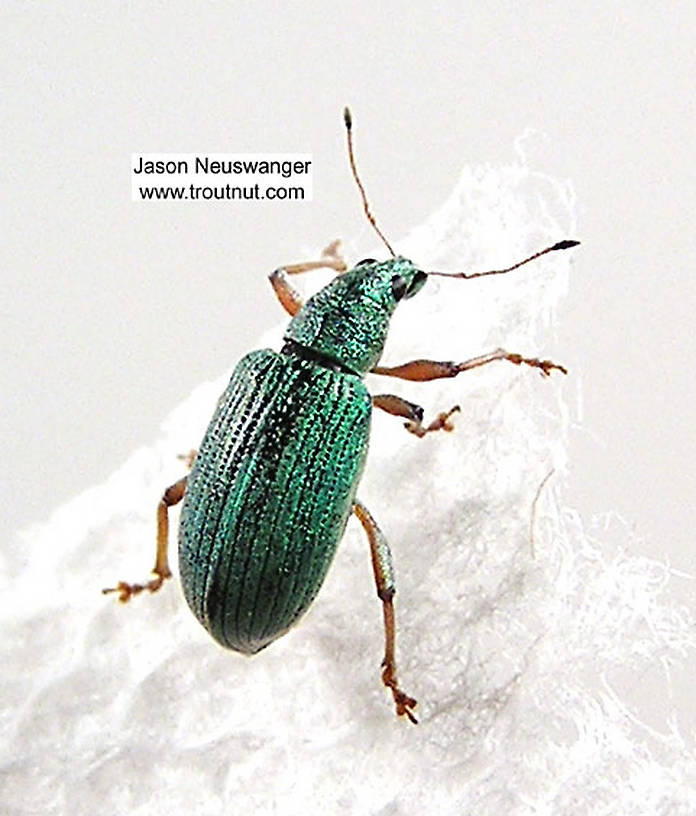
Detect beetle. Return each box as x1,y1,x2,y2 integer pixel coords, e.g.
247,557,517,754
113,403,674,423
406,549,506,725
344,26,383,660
105,108,578,723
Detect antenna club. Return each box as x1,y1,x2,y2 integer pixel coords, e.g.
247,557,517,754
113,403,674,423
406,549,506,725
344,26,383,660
428,239,581,280
343,107,353,130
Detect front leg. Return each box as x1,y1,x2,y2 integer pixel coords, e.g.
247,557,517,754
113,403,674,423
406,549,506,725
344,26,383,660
372,347,567,381
268,240,347,316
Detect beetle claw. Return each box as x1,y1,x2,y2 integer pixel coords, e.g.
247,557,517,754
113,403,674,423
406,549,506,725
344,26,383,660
393,690,418,724
382,663,418,724
102,580,136,602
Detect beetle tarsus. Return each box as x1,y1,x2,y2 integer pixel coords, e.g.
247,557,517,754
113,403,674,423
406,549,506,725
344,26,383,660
102,568,171,602
405,405,461,438
504,352,567,377
382,662,418,724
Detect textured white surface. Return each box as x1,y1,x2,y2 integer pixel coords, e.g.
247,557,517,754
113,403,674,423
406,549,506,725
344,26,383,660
4,165,695,815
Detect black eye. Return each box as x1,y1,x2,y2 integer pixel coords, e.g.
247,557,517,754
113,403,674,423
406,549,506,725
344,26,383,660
408,270,428,293
391,275,408,301
356,258,377,266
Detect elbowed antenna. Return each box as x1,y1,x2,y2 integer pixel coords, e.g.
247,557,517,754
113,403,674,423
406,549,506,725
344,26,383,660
344,107,396,258
428,240,580,280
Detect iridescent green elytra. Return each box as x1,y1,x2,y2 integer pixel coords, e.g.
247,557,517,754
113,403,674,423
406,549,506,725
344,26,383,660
178,258,427,653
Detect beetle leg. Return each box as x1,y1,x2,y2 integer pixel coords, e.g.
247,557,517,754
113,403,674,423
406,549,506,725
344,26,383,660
371,347,567,380
372,393,423,423
269,240,347,316
102,475,187,603
372,393,461,437
353,500,418,724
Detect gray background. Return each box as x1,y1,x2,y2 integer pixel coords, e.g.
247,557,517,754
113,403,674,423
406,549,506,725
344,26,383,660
4,1,695,579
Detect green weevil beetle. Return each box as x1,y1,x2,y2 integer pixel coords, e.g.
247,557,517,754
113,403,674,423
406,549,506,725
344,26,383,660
105,108,579,724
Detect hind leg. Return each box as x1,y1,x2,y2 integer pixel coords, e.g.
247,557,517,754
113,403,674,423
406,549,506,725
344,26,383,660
353,500,417,724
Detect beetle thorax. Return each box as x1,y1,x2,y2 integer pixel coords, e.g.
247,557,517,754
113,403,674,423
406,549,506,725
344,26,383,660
284,258,425,376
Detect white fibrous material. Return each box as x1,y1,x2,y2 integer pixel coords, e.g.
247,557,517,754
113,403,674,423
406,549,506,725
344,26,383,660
4,164,695,816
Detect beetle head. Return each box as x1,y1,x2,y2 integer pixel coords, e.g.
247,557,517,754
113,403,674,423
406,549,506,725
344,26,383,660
284,257,427,375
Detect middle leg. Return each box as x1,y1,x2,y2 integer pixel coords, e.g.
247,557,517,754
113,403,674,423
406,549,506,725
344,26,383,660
102,475,187,603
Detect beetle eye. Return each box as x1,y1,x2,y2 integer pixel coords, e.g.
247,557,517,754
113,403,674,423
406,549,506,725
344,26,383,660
391,275,408,301
406,270,428,296
356,258,377,266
